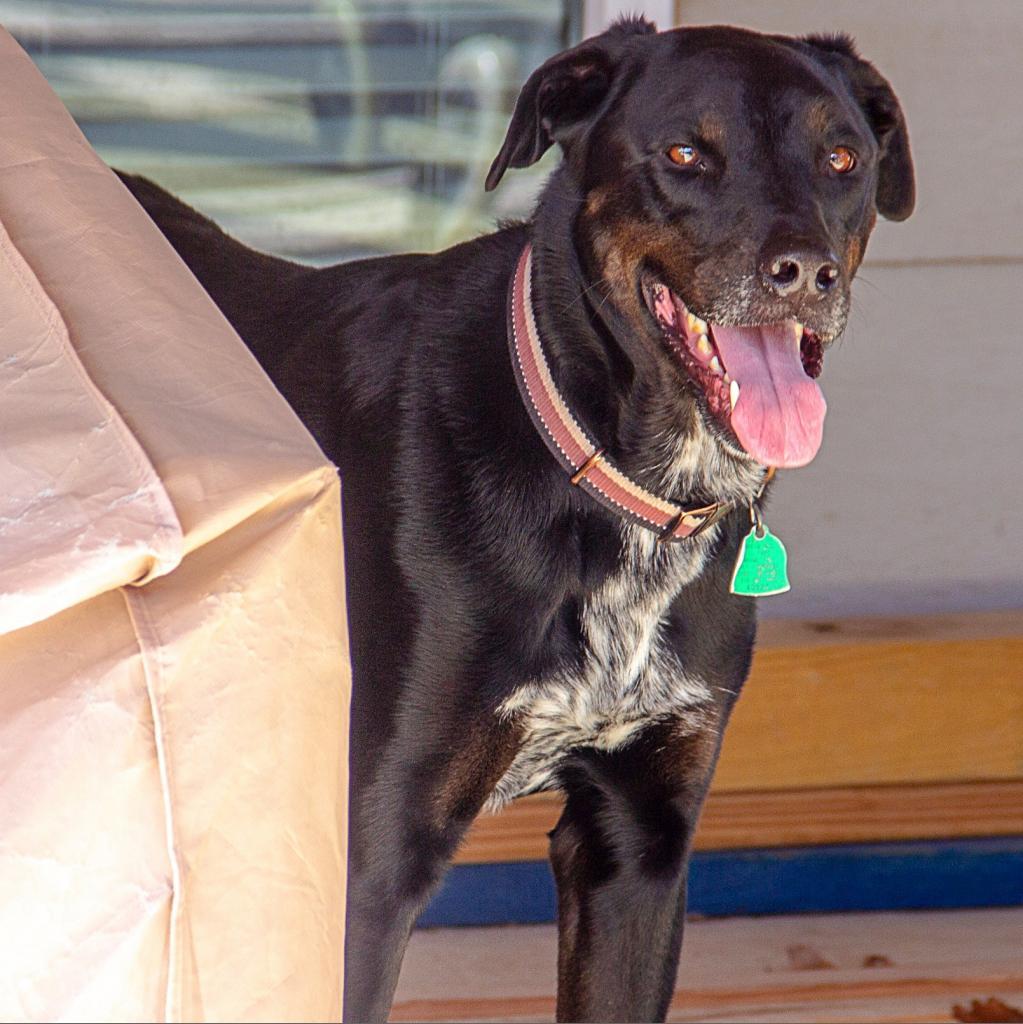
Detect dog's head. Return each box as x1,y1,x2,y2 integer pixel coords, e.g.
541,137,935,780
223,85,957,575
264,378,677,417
487,19,914,469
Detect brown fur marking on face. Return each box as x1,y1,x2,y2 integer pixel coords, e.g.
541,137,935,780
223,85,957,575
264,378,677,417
696,115,726,148
585,185,612,217
845,234,863,273
805,99,834,138
587,210,690,327
847,208,877,275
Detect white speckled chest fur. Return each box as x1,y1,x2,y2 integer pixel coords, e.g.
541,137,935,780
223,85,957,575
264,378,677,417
487,425,764,810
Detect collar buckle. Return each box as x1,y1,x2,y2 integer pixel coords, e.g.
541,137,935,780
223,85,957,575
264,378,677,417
657,501,731,544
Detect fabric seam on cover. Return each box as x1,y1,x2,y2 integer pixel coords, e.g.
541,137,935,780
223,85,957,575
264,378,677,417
122,587,186,1024
0,217,183,584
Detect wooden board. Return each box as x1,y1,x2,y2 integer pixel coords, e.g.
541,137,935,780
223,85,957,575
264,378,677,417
457,612,1023,865
457,780,1023,864
718,612,1023,792
393,907,1023,1023
755,611,1023,648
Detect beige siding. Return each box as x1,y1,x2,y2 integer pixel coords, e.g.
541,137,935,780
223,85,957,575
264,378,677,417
670,0,1023,616
766,261,1021,616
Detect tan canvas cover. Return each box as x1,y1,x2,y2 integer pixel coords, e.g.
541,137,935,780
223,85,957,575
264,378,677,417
0,30,350,1023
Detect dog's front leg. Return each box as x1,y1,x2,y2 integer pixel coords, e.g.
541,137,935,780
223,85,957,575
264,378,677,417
343,711,521,1022
549,715,724,1023
342,768,473,1022
342,774,478,1021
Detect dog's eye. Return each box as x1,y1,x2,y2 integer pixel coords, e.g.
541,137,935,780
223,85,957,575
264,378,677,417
666,144,700,168
828,146,857,174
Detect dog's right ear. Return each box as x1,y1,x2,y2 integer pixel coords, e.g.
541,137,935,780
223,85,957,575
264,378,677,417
485,19,654,191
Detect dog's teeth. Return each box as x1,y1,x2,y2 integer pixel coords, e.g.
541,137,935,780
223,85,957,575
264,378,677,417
709,355,723,374
795,322,805,340
730,379,740,409
696,334,713,357
687,313,708,334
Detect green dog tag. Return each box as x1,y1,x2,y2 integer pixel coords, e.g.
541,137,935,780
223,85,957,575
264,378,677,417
730,524,791,597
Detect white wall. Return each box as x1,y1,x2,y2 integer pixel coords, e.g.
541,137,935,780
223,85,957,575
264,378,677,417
589,0,1023,617
583,1,675,36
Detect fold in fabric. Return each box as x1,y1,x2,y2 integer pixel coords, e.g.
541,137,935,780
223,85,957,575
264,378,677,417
0,29,350,1023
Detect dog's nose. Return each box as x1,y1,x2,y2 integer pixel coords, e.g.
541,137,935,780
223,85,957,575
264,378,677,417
760,246,840,298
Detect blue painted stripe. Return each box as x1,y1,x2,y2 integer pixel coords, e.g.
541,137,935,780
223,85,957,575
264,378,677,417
417,837,1023,928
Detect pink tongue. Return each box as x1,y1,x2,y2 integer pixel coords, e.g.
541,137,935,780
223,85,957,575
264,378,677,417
710,323,827,468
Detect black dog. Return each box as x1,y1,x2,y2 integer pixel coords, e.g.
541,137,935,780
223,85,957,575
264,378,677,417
119,17,913,1022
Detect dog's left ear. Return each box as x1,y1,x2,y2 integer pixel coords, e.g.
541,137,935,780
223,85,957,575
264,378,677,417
804,34,915,221
485,17,655,191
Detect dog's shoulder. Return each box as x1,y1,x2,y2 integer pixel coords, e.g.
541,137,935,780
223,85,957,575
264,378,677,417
325,222,527,356
251,223,529,446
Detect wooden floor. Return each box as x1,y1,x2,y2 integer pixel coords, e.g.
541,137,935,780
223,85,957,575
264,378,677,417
392,907,1023,1023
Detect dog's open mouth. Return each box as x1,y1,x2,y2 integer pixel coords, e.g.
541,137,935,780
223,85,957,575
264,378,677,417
643,281,828,468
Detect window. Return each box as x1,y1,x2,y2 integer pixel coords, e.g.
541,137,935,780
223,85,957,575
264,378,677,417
14,1,580,262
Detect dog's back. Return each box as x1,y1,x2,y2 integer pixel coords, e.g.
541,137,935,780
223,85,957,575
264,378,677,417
116,173,307,350
116,172,525,449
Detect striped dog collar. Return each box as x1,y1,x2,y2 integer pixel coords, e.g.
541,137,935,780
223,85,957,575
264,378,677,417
506,243,732,543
